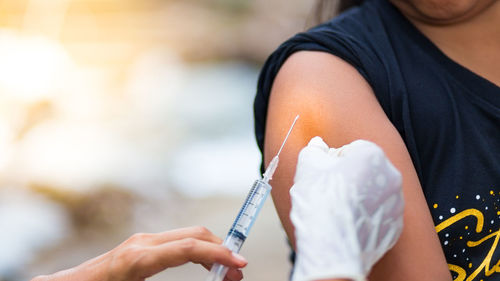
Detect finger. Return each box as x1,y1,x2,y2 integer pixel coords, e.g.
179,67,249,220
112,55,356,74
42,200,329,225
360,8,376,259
201,262,211,271
147,238,247,271
225,268,244,281
301,136,330,160
199,262,244,280
306,136,344,157
201,263,243,281
338,139,384,159
148,226,223,246
296,137,332,180
307,136,329,151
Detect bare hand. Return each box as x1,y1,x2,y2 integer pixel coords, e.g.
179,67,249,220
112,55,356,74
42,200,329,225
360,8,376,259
32,226,247,281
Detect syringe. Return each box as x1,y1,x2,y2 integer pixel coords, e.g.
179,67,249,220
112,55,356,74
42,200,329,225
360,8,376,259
204,115,299,281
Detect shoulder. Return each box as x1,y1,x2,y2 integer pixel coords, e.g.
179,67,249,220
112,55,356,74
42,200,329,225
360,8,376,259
256,0,397,109
271,51,374,120
268,2,390,72
254,0,406,153
268,50,389,144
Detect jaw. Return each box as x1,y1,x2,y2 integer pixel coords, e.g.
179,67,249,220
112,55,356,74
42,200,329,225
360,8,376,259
390,0,497,25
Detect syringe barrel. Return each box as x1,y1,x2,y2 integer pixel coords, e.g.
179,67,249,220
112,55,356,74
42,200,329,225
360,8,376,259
204,235,244,281
229,179,272,238
204,179,272,281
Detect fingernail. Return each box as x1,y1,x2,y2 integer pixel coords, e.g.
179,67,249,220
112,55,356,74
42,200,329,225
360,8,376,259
232,253,247,264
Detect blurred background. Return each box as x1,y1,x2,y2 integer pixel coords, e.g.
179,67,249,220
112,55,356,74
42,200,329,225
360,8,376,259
0,0,316,280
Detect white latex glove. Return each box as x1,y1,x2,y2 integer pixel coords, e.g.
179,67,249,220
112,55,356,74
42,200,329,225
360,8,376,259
290,137,404,281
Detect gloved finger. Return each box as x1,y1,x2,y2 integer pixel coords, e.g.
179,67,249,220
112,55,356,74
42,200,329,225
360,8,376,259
335,139,385,160
307,136,329,151
331,140,400,188
295,137,334,182
298,136,330,163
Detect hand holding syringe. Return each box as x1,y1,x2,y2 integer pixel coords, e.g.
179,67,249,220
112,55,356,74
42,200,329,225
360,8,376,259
205,115,299,281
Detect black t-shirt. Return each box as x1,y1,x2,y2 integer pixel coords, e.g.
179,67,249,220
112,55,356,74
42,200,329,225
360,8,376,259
253,0,500,279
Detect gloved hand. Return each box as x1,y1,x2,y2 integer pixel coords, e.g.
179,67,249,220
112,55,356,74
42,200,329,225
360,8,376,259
290,137,404,281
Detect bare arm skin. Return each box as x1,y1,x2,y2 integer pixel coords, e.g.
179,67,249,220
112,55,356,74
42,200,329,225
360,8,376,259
264,51,452,281
31,226,247,281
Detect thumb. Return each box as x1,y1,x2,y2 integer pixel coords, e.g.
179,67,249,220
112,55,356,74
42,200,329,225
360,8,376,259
295,136,332,181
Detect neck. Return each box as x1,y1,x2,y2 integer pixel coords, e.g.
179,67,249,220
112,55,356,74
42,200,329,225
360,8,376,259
394,1,500,87
411,1,500,52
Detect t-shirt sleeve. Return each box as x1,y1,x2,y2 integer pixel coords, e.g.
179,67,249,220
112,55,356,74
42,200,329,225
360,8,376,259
253,21,391,172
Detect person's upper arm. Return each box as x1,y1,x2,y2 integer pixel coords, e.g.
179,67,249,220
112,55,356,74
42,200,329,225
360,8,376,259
264,51,452,281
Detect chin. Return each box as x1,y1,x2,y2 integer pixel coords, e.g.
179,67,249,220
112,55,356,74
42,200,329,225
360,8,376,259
391,0,495,24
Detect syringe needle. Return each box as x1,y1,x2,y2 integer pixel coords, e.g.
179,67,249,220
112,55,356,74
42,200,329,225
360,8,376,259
262,115,299,182
276,115,299,157
204,116,299,281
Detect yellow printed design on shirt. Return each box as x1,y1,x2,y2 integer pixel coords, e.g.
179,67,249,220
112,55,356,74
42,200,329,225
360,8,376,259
433,190,500,281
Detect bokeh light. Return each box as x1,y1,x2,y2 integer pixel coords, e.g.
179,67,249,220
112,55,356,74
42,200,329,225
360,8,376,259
0,0,313,280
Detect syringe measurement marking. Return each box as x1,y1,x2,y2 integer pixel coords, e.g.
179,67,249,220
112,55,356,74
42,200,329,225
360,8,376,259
206,117,298,281
228,180,272,238
235,206,260,231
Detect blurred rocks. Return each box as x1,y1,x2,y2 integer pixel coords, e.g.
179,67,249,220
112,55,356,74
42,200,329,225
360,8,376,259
155,0,314,63
48,0,314,65
0,0,307,279
31,184,135,232
0,188,69,280
1,0,316,64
